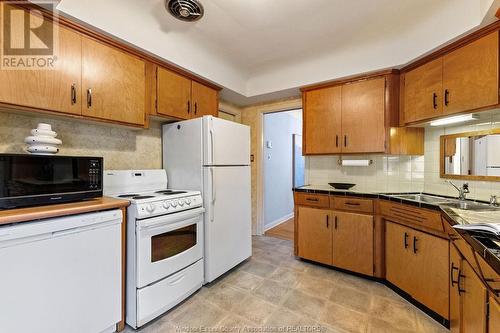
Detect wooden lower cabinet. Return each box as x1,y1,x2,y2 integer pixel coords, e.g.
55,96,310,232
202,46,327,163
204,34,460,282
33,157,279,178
385,221,449,319
333,211,373,276
461,260,487,333
490,296,500,333
449,244,462,333
297,207,332,265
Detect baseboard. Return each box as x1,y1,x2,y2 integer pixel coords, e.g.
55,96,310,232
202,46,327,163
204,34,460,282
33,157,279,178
264,213,294,232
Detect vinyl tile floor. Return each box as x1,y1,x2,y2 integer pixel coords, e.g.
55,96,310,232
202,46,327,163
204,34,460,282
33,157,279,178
124,236,449,333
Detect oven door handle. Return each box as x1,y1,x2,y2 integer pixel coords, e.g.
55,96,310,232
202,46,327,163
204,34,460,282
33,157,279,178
137,208,204,231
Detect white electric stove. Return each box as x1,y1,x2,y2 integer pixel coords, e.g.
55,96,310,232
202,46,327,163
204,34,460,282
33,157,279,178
104,169,204,329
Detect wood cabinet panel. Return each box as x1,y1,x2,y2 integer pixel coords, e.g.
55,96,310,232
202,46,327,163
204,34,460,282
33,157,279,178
388,127,425,155
303,86,342,154
297,207,332,265
403,58,443,123
341,78,386,153
443,32,499,115
156,67,191,119
333,211,374,276
449,244,462,333
191,81,218,118
0,22,82,115
461,260,487,333
333,197,374,214
411,228,449,319
490,296,500,333
386,222,415,294
379,201,444,235
82,37,145,125
294,193,330,208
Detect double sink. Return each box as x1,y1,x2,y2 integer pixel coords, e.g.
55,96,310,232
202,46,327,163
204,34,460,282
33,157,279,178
390,193,498,211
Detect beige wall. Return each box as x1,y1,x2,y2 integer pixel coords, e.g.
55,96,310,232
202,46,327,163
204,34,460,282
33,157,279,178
0,111,163,170
241,97,302,234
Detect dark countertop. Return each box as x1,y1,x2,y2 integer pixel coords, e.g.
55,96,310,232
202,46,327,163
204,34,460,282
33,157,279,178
294,185,500,275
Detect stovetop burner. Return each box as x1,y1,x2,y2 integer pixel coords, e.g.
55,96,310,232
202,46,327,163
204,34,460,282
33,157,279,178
118,194,139,198
155,190,188,195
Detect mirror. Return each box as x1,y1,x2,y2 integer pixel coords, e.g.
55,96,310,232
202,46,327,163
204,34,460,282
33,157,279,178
440,128,500,181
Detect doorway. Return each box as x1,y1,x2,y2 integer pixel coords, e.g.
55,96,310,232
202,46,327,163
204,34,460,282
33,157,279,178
262,109,303,240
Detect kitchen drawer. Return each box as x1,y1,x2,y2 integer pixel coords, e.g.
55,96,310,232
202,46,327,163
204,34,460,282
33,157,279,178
294,192,330,208
379,201,445,234
333,197,373,214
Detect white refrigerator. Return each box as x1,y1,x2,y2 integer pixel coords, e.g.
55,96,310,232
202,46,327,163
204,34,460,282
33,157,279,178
163,116,251,283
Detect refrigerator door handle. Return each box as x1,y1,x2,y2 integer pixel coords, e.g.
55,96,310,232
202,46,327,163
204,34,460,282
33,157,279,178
210,168,216,222
209,117,215,165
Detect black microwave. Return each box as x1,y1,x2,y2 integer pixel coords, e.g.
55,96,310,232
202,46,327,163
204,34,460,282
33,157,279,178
0,154,103,209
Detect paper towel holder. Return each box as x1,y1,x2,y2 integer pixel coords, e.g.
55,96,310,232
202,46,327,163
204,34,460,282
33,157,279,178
338,157,373,166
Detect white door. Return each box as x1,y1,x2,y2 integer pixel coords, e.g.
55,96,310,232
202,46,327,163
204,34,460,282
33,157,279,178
203,116,250,166
203,166,251,282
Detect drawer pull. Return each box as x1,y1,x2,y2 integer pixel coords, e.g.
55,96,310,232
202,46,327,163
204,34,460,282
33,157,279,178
451,263,459,286
306,198,319,202
345,202,361,206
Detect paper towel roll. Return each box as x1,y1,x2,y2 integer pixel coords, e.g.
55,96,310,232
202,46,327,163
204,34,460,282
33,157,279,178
341,159,371,166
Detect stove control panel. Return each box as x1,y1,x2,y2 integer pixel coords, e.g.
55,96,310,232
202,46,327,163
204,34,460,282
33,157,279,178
136,195,203,218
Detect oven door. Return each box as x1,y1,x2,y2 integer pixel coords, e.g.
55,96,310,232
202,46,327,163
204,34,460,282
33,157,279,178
136,207,204,288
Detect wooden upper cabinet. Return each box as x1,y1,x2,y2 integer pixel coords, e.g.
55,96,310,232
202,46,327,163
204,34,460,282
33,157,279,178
0,20,82,115
82,37,145,126
341,78,386,153
297,206,332,265
191,81,218,117
303,86,342,154
332,211,373,276
443,31,499,115
403,58,443,123
156,67,191,119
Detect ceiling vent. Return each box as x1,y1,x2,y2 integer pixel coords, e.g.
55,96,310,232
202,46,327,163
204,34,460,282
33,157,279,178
166,0,204,22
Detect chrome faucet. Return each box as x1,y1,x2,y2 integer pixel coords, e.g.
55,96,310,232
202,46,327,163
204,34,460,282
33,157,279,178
446,180,470,201
490,195,499,207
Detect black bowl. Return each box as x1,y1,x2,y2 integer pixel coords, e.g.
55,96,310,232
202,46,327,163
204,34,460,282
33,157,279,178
328,183,356,190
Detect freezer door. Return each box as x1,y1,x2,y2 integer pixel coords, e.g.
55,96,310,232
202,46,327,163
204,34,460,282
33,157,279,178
203,116,250,166
203,166,251,282
163,118,204,190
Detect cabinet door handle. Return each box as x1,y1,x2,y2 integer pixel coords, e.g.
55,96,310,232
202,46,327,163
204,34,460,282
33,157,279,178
187,101,190,114
336,135,339,148
433,92,438,109
334,215,338,229
71,84,77,105
326,215,329,228
451,263,459,286
194,102,198,115
404,232,409,249
458,272,466,295
344,135,347,147
445,89,450,106
413,236,418,254
86,88,92,108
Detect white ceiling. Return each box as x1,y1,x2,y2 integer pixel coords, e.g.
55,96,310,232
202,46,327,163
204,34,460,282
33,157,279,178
56,0,496,105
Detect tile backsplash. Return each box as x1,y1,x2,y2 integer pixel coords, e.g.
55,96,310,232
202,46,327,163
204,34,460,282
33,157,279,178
305,155,425,193
0,111,163,170
306,116,500,200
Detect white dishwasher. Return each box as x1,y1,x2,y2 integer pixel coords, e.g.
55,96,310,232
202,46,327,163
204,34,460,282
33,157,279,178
0,209,122,333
